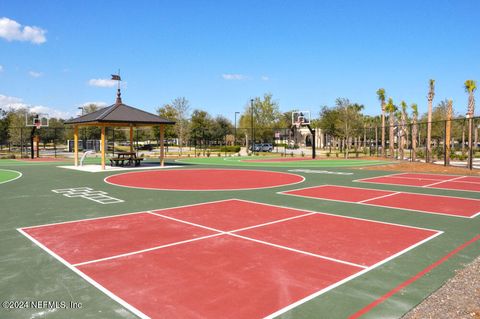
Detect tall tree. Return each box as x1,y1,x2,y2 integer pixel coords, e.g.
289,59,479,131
172,97,191,153
399,101,408,159
426,79,435,162
445,99,453,165
385,98,397,158
411,103,419,162
156,104,178,141
239,93,281,148
376,88,387,157
464,80,477,169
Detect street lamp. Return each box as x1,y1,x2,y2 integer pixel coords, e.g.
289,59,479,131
250,99,254,153
78,107,84,116
234,111,240,146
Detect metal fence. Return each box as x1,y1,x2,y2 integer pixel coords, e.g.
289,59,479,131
1,117,479,169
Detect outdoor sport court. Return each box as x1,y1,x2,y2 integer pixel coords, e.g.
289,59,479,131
1,157,479,318
281,185,480,218
357,172,480,192
19,199,440,319
104,168,304,191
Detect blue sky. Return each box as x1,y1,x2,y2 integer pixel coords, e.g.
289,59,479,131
0,0,478,121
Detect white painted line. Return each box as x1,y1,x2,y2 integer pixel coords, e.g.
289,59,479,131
237,197,444,231
19,198,237,230
359,192,401,203
0,169,23,185
422,175,467,187
103,168,306,192
229,233,367,269
279,186,476,219
263,230,443,319
354,177,480,194
72,233,224,267
18,198,444,318
16,228,150,319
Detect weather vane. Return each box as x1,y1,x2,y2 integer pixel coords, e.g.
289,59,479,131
111,69,122,104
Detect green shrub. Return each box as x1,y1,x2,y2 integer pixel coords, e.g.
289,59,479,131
326,152,331,157
0,154,16,159
219,146,241,152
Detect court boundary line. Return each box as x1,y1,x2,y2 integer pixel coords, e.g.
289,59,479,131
16,228,149,319
348,234,480,319
174,157,391,168
264,230,442,319
17,198,443,318
278,185,479,219
423,175,471,187
387,172,480,184
19,198,237,230
354,173,480,193
0,169,23,185
103,168,306,192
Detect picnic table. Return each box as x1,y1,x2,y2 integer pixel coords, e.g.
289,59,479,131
109,152,144,167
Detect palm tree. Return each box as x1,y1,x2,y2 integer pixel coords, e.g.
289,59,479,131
465,80,477,169
411,103,419,161
426,79,435,162
399,101,407,160
376,88,386,157
385,98,397,158
445,99,453,165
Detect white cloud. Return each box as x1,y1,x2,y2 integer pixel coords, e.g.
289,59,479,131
222,73,248,80
29,71,42,78
261,75,270,81
88,78,116,88
81,101,108,108
0,17,47,44
0,93,71,118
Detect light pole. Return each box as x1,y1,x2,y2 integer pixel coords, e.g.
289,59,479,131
234,111,240,146
250,99,254,153
78,107,84,116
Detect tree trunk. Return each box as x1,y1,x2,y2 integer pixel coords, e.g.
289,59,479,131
389,114,395,158
381,110,386,157
375,125,378,156
412,121,417,162
427,97,433,162
445,119,451,165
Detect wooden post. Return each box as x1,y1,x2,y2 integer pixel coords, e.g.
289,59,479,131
74,125,79,166
101,126,106,170
159,124,165,166
129,125,134,153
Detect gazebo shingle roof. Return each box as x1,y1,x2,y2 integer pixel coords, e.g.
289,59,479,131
65,102,175,125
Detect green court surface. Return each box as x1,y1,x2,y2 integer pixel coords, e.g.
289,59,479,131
176,156,391,167
0,169,22,184
0,158,478,319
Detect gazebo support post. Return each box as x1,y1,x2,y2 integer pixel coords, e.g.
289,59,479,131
129,125,134,153
101,126,106,170
160,124,165,166
74,125,79,166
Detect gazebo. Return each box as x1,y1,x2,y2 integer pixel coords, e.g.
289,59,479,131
65,89,175,170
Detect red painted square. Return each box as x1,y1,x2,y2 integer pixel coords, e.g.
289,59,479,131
433,181,480,192
283,185,395,203
361,176,435,187
77,235,362,319
367,193,480,217
456,176,480,184
22,213,215,264
153,199,306,231
236,214,437,267
393,173,456,181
